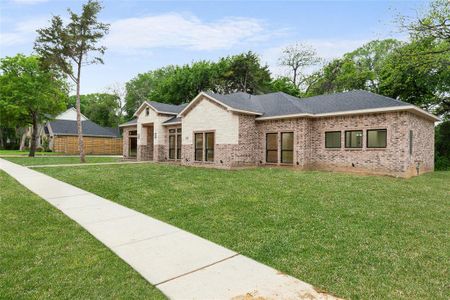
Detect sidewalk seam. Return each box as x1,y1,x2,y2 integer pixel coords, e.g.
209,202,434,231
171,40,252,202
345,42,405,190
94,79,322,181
155,253,240,286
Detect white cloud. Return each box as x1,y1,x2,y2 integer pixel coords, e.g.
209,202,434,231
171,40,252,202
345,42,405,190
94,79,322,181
105,13,272,52
0,17,49,46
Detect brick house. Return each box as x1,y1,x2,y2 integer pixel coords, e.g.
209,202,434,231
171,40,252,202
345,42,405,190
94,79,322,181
43,107,122,154
120,90,438,177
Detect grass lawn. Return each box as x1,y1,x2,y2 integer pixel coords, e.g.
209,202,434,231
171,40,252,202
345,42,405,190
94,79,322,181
0,150,63,156
38,164,450,299
0,171,165,299
2,156,121,166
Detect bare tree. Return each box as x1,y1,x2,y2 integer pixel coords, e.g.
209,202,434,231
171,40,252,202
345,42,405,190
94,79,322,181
279,43,322,88
106,82,127,119
34,0,109,162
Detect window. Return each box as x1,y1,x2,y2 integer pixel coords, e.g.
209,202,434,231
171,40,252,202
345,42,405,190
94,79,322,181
176,133,182,159
195,133,203,161
129,130,137,136
169,128,182,160
169,135,176,159
345,130,363,148
266,133,278,163
205,132,214,161
409,130,413,155
325,131,341,148
281,132,294,164
194,132,214,162
145,107,150,116
367,129,387,148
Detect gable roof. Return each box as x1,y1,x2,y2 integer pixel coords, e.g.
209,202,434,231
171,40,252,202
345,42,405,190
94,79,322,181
47,120,120,137
163,116,182,125
55,107,89,121
134,101,187,116
119,118,137,127
180,90,438,121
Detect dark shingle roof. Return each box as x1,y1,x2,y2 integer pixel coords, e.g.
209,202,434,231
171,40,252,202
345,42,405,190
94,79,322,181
148,101,187,114
119,119,137,127
205,90,411,118
48,120,120,137
163,116,182,124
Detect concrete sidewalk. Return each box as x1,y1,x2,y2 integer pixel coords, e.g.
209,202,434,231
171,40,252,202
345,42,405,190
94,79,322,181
0,158,337,300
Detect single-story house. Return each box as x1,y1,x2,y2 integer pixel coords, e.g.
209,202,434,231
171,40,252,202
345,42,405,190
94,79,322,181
42,107,122,154
119,90,438,177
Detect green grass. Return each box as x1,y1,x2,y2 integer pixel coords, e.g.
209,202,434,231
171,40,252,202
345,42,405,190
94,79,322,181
0,171,165,299
2,156,121,166
0,150,63,156
38,164,450,299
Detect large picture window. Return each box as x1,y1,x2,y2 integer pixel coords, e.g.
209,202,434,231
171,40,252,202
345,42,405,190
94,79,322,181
345,130,363,148
266,133,278,163
367,129,387,148
194,133,203,161
325,131,341,148
281,132,294,164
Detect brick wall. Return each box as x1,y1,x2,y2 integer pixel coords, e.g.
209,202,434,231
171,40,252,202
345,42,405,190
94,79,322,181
255,118,310,167
309,112,408,175
137,126,153,161
404,112,435,176
122,126,137,158
52,135,122,154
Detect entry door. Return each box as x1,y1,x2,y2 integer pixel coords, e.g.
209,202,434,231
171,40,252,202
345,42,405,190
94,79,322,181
129,137,137,158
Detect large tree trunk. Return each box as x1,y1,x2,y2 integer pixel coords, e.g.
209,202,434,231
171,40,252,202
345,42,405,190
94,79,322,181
29,114,38,157
19,128,27,151
76,68,86,163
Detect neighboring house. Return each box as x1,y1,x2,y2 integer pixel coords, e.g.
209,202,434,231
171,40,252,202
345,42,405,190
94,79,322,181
41,107,122,154
119,90,438,177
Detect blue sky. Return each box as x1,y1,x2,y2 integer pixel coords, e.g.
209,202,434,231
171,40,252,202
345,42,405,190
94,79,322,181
0,0,428,95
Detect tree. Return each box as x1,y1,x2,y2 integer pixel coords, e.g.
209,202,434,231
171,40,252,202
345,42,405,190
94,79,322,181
379,39,450,118
269,77,302,97
0,54,67,156
67,93,122,127
216,51,271,94
279,43,322,88
124,52,271,116
34,0,109,162
306,39,403,96
398,0,450,55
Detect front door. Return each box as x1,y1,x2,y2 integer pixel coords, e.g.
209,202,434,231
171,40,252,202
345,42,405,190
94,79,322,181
129,137,137,158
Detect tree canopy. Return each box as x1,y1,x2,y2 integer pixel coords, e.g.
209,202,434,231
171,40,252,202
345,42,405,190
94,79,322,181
124,51,272,118
67,93,123,127
0,54,67,156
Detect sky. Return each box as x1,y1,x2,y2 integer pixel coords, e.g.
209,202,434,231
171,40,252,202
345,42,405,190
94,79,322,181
0,0,429,95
